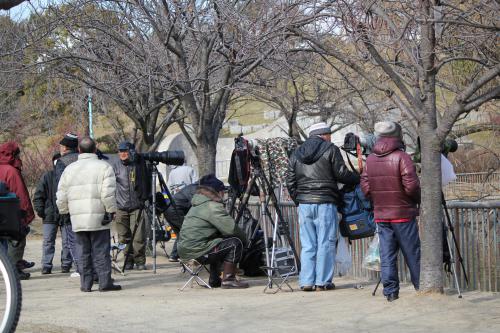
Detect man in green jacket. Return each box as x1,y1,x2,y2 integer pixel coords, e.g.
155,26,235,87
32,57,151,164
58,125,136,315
178,175,249,289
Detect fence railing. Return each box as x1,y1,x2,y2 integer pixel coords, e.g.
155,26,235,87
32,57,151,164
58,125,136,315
444,172,500,200
247,200,500,292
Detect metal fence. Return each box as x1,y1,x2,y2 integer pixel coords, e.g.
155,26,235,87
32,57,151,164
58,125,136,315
247,200,500,292
444,172,500,200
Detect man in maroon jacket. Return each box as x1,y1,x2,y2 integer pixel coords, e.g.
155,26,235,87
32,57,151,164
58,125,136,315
361,121,421,302
0,142,35,279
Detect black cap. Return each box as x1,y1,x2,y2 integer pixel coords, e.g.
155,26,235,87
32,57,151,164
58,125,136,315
59,133,78,149
199,174,225,192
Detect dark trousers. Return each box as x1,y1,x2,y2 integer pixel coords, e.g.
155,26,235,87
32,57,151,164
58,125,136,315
42,224,73,270
75,229,112,290
378,220,420,296
197,237,243,281
115,209,145,265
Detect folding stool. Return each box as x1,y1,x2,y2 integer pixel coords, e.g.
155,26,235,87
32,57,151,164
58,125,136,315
178,257,212,291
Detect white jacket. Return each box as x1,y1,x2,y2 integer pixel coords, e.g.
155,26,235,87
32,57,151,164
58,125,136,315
56,153,117,232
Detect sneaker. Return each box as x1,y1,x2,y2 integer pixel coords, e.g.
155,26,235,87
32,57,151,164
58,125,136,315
316,283,335,291
300,285,315,292
61,266,71,273
135,264,147,271
70,272,80,278
80,287,92,292
124,263,134,270
42,267,52,275
99,284,122,292
168,257,179,263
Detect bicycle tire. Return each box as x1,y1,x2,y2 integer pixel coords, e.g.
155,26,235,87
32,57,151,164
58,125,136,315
0,248,22,333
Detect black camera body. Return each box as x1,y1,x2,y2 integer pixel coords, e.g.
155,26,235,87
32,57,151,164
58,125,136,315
342,133,376,156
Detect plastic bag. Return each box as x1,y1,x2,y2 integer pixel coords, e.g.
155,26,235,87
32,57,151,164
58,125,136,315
441,154,457,187
335,236,352,276
362,234,381,271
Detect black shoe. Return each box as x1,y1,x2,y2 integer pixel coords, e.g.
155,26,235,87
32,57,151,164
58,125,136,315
301,285,315,292
17,260,35,270
316,283,335,291
209,278,222,288
61,266,71,273
42,267,52,275
99,284,122,292
386,293,399,302
80,287,92,292
17,270,30,280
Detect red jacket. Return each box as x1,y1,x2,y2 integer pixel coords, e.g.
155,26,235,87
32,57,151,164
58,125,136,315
0,142,35,226
360,137,420,221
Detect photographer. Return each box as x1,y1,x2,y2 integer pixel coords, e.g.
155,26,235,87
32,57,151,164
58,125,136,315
177,176,249,289
360,121,421,302
110,141,146,270
0,142,35,280
287,122,360,291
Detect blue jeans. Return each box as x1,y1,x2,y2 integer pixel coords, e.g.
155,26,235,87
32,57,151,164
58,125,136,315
61,223,80,272
378,220,421,296
42,224,73,270
298,203,338,287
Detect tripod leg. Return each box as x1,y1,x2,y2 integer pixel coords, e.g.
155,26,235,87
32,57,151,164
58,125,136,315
442,192,469,286
446,231,463,298
372,278,381,296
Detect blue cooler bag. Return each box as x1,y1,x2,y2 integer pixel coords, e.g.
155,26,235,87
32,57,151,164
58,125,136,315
339,185,375,240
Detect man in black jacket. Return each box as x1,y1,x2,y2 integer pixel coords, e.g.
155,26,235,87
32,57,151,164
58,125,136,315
287,122,359,291
33,153,74,274
111,141,146,270
55,132,80,275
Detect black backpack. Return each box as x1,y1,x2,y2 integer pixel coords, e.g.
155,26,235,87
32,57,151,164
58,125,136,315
0,182,23,241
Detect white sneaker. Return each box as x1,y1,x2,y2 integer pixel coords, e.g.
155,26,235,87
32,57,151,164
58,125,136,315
70,272,80,278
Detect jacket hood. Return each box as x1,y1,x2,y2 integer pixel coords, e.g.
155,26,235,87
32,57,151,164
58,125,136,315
373,137,405,157
295,136,332,165
0,142,21,168
191,186,223,206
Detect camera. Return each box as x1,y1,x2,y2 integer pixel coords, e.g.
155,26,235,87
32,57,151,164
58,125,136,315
413,138,458,163
129,145,185,165
342,133,376,156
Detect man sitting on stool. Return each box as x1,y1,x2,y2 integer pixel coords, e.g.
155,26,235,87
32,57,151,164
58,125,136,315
177,175,248,289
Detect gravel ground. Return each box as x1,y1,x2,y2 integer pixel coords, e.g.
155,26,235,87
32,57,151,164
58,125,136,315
13,233,500,333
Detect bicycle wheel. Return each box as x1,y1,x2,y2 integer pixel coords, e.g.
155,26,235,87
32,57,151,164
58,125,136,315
0,248,22,333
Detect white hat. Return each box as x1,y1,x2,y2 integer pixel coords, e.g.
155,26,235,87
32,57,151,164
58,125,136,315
374,121,402,138
309,122,332,137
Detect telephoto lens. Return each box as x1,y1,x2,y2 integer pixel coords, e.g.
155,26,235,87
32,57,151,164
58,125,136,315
141,151,185,165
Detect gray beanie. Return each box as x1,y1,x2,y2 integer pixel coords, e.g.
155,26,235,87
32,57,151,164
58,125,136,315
374,121,402,138
308,122,332,137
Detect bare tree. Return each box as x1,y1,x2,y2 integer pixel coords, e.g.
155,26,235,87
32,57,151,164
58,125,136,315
294,0,499,293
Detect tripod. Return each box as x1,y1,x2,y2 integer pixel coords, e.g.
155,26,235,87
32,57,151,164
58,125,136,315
231,163,300,292
371,192,469,297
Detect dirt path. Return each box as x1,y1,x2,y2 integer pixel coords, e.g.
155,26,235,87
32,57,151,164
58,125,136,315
14,237,500,333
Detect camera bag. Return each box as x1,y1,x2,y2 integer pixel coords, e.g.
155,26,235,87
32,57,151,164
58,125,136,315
339,185,375,240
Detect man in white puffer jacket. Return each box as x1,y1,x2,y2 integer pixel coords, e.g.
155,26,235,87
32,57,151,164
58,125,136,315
57,137,121,292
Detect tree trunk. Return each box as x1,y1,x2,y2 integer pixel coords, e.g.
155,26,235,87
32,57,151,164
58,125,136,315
195,137,217,177
419,128,443,293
